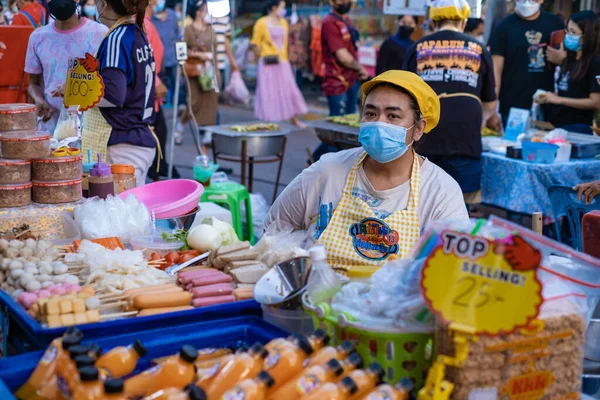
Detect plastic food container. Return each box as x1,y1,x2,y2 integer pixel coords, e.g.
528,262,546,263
111,164,136,194
0,104,37,131
0,182,32,208
130,233,184,258
0,131,51,160
521,141,559,164
0,158,31,185
32,179,82,204
32,155,83,181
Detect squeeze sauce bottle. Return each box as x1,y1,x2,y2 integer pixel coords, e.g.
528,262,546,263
72,366,105,400
95,339,147,378
88,154,114,199
55,336,84,400
264,330,330,393
16,327,83,399
268,352,364,400
124,345,198,397
299,362,385,400
142,384,208,400
305,340,356,368
205,342,269,399
222,371,275,400
359,377,414,400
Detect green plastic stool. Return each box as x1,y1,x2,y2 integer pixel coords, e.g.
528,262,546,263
200,181,254,244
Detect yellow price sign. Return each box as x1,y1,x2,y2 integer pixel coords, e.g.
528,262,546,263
64,53,104,111
421,231,543,335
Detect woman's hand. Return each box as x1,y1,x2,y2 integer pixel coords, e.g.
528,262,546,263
546,43,567,66
486,113,503,132
574,181,600,205
155,80,168,99
538,92,562,105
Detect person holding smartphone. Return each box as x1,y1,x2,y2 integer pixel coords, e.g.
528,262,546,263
538,11,600,134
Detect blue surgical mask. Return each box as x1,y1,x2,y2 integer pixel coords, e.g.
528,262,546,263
83,5,97,17
359,121,415,163
564,33,582,51
153,0,166,13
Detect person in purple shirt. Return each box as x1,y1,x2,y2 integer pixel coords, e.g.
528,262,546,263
81,0,157,186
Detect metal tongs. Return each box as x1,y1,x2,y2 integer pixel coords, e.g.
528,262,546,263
164,251,211,276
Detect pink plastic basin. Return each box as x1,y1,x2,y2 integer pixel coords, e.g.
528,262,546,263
119,179,204,219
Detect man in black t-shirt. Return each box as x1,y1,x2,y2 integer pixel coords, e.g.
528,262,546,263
489,0,564,123
403,0,497,205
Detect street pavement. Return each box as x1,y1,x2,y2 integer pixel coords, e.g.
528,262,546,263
162,104,325,206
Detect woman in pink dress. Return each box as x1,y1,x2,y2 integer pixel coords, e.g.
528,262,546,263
251,0,307,126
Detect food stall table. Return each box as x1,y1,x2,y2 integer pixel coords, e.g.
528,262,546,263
0,316,286,398
306,119,359,150
481,152,600,217
204,122,300,201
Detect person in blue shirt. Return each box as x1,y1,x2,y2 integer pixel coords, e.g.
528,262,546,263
375,15,417,75
149,0,179,106
81,0,158,186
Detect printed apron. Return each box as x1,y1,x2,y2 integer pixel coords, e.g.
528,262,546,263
81,17,161,166
318,151,421,273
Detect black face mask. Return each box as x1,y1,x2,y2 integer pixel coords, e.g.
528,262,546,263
398,25,414,39
49,0,77,21
334,2,351,14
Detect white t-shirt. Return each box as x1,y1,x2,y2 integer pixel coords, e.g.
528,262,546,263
265,148,469,237
24,18,107,133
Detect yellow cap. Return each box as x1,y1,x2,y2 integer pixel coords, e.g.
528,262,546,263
347,265,380,279
429,0,471,21
361,70,441,133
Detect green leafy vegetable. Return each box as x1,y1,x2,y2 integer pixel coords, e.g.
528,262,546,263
161,230,191,250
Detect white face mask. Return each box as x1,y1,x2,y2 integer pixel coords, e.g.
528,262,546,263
475,34,484,42
516,1,540,18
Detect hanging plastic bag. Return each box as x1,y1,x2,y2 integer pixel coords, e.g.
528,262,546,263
198,60,215,92
53,106,80,141
225,70,250,105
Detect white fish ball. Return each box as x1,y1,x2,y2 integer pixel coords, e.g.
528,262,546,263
10,269,24,280
37,274,51,282
52,263,68,275
48,248,60,260
63,275,79,285
19,247,34,258
24,267,38,275
41,256,53,262
34,249,46,259
39,266,53,275
6,276,15,286
19,273,34,287
5,248,19,259
41,281,53,289
53,275,66,283
24,238,37,249
85,296,100,310
0,239,8,250
9,260,23,270
0,271,4,283
12,289,23,299
28,257,40,263
25,281,41,293
23,261,36,270
9,240,24,249
1,259,11,270
37,240,51,250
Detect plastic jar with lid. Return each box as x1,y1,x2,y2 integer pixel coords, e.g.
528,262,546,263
88,154,114,199
111,164,136,194
0,182,32,208
0,131,51,159
0,158,31,184
0,104,37,131
347,265,380,283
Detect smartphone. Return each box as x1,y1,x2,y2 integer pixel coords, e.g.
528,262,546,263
550,30,564,49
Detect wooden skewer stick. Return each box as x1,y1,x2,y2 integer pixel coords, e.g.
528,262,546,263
98,293,128,301
15,229,32,238
98,301,128,309
99,310,138,320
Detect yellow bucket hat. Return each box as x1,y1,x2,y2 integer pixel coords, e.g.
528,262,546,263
430,0,471,21
361,70,441,133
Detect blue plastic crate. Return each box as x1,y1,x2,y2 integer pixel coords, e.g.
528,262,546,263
0,316,287,399
0,289,262,353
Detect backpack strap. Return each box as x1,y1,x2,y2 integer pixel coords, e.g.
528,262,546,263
19,10,39,28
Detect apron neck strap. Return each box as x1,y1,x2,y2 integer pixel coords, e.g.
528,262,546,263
106,16,136,36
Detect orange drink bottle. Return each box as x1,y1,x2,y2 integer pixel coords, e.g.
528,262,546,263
72,366,104,400
205,342,269,399
264,330,330,393
359,377,414,400
16,327,83,399
95,339,147,378
269,352,364,399
305,341,356,368
221,371,275,400
142,385,207,400
55,338,85,400
124,345,198,397
196,354,235,390
98,378,128,400
299,362,385,400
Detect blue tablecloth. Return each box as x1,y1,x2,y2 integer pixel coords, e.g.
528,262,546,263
481,152,600,216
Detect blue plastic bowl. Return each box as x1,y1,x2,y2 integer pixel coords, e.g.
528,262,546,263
521,141,559,164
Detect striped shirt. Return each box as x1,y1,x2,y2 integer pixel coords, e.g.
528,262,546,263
211,15,231,70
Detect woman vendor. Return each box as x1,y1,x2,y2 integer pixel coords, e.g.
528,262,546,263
265,70,468,271
80,0,158,185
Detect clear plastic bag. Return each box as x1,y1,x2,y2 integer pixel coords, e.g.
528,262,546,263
225,70,250,105
253,224,313,267
305,245,341,305
53,106,80,141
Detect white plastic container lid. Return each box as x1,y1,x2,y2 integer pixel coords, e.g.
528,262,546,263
130,233,184,254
